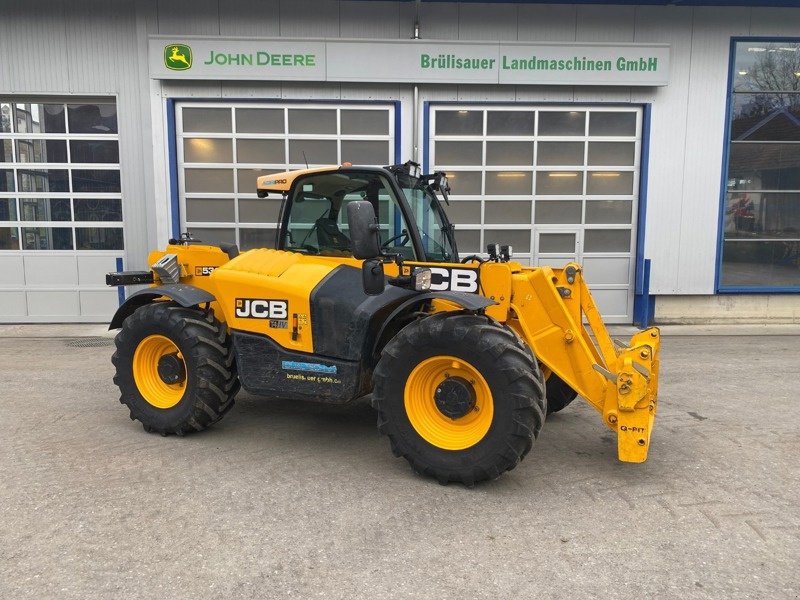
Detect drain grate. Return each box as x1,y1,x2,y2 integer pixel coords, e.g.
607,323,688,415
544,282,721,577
65,337,116,348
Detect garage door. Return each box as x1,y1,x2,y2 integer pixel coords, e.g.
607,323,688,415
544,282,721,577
428,105,642,322
0,99,123,323
175,102,396,249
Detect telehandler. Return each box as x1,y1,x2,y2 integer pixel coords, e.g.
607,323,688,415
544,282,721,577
107,161,660,485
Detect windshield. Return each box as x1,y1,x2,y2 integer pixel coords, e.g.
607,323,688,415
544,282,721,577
396,174,456,262
283,171,415,259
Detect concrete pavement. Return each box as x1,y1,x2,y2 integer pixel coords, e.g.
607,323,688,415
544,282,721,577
0,333,798,599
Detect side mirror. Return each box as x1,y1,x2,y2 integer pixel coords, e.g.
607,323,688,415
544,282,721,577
347,200,381,260
362,258,385,296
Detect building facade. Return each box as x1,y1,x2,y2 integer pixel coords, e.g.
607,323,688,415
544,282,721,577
1,0,798,324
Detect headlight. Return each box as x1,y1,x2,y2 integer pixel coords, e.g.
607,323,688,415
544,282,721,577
412,267,432,291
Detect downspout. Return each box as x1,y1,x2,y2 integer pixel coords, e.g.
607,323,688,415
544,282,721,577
412,0,421,165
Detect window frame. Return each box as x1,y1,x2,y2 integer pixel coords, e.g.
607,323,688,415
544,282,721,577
716,37,800,293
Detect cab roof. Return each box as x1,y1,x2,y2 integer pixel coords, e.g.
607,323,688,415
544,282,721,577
256,165,342,195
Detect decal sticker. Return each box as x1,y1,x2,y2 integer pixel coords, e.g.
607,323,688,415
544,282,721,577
428,267,480,293
194,266,217,276
282,361,341,384
297,313,309,326
235,298,289,320
281,361,338,374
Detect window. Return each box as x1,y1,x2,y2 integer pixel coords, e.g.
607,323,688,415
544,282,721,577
0,100,123,251
719,40,800,289
284,171,414,259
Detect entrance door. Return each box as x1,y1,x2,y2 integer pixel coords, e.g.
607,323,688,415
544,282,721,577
427,105,642,323
174,102,397,249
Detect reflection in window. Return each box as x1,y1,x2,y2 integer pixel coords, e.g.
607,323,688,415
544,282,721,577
72,169,120,193
18,169,70,192
22,226,73,250
16,139,68,163
0,169,14,191
0,227,20,249
0,198,17,221
74,198,122,222
76,227,123,250
67,104,118,134
720,41,800,288
14,103,66,133
20,198,71,221
70,140,119,163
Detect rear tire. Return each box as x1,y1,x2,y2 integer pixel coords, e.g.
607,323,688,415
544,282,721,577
546,374,578,415
373,313,546,485
112,302,239,435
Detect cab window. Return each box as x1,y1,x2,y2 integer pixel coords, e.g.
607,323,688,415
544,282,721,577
283,171,415,259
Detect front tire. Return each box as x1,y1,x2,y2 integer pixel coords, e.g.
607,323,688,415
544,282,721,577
546,374,578,415
373,313,546,485
112,302,239,435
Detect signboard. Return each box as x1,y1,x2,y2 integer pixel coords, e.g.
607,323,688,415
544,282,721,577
149,36,670,86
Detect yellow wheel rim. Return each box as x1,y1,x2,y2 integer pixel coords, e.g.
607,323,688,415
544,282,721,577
404,355,494,451
132,334,187,409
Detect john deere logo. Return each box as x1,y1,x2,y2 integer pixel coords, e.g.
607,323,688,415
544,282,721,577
164,44,192,71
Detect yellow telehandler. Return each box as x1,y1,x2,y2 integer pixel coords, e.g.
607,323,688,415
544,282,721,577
107,161,660,484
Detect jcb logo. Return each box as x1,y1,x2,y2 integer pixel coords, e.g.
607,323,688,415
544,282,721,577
429,267,480,293
235,298,288,320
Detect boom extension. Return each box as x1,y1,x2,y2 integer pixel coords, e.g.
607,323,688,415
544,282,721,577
508,262,661,463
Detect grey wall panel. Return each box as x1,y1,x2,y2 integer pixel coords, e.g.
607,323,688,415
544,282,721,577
65,1,128,93
420,86,460,102
676,7,750,294
220,82,283,98
417,2,460,40
279,0,339,37
456,85,516,102
340,1,400,39
134,0,163,259
339,84,402,100
157,0,220,35
749,8,798,35
219,0,280,36
517,4,577,42
0,9,11,87
4,0,70,92
515,86,575,102
279,83,342,99
573,86,631,102
576,5,635,42
163,82,223,98
631,6,694,294
459,3,519,41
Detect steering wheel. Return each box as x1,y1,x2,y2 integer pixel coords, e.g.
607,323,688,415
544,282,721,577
381,230,410,250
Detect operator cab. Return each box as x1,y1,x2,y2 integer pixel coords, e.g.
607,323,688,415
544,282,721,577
267,164,457,263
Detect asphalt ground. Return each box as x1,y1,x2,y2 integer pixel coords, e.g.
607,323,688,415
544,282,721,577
1,333,798,599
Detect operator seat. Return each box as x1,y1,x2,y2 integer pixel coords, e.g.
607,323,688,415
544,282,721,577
314,217,351,251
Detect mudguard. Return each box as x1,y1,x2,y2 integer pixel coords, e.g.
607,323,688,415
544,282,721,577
108,284,215,329
370,290,497,359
